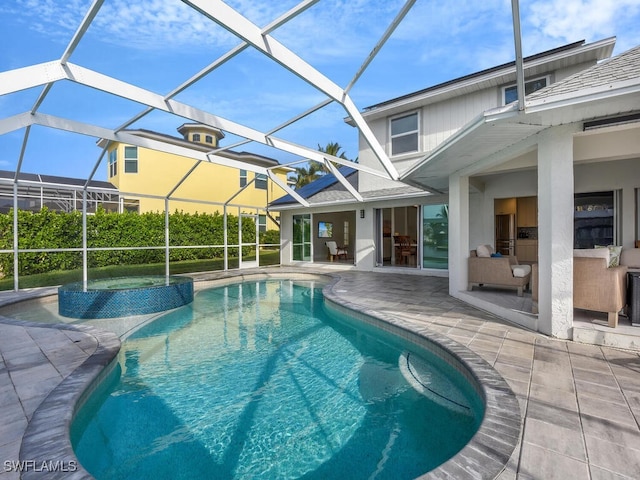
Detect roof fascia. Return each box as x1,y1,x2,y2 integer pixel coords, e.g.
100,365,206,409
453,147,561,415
270,188,431,211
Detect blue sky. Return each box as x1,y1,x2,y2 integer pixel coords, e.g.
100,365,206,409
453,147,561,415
1,0,640,181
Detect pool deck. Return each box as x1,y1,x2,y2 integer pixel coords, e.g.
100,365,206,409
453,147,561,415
1,269,640,479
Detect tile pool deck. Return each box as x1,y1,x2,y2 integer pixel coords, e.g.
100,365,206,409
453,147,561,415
1,269,640,479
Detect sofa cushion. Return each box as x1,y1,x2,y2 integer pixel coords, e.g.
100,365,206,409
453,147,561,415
596,245,622,267
476,244,493,257
510,264,531,278
574,248,609,264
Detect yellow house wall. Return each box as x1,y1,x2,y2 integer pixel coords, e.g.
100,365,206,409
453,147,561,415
108,144,288,229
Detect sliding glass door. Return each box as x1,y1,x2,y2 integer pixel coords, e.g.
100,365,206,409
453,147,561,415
375,206,419,267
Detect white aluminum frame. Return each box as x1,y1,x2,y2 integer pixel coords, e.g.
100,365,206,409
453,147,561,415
0,0,525,290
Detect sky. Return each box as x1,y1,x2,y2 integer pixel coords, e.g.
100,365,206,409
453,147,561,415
1,0,640,181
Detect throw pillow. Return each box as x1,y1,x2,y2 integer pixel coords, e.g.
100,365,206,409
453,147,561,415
476,244,493,257
595,245,622,267
608,245,622,267
490,252,503,257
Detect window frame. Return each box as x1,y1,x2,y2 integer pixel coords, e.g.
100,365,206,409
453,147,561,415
124,146,138,173
502,75,551,105
389,111,419,156
255,173,267,190
108,149,117,177
239,169,247,187
192,133,201,142
205,135,213,144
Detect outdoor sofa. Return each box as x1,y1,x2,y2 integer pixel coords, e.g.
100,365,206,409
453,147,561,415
468,244,531,296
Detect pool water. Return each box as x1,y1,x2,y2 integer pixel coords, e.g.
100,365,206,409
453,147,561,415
71,280,483,479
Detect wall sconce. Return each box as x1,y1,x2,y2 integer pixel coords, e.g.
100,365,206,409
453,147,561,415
360,209,365,219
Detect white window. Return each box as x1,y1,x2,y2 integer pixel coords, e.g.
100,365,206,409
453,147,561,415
108,149,117,177
124,146,138,173
503,76,550,105
255,173,267,190
390,112,419,156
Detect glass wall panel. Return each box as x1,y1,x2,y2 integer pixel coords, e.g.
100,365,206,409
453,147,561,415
423,204,448,269
292,214,311,261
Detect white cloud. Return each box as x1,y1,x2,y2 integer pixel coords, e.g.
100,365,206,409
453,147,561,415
525,0,640,52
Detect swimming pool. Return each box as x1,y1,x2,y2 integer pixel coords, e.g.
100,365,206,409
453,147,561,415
71,280,484,479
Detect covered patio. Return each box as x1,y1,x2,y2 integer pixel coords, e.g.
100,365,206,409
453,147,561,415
402,45,640,342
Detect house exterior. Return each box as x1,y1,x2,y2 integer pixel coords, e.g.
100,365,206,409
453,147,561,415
271,37,640,340
101,123,293,231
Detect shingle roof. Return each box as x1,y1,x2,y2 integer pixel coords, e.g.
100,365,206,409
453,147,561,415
528,44,640,100
270,165,429,207
270,167,357,206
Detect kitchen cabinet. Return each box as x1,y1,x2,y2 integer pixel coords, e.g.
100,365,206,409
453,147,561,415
516,239,538,263
495,198,516,215
517,196,537,227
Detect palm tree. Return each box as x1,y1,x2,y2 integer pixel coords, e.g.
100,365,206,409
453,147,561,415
318,142,348,160
292,142,353,189
292,161,324,189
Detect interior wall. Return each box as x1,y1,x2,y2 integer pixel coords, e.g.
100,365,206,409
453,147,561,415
313,211,356,262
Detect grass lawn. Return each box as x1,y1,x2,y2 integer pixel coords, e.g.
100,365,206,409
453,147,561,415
0,250,280,291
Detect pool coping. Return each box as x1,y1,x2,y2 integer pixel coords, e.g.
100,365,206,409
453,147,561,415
322,276,522,479
8,269,521,479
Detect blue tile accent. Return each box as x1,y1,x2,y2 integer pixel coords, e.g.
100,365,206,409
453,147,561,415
58,276,193,319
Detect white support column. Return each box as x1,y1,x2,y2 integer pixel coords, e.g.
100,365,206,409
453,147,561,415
448,173,470,294
82,190,88,290
164,199,170,277
537,125,578,338
13,183,19,292
223,206,228,271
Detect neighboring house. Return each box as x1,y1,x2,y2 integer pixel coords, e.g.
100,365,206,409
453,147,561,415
0,169,125,214
100,123,293,231
271,37,640,340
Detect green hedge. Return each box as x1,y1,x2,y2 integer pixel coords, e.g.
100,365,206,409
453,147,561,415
0,207,261,276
